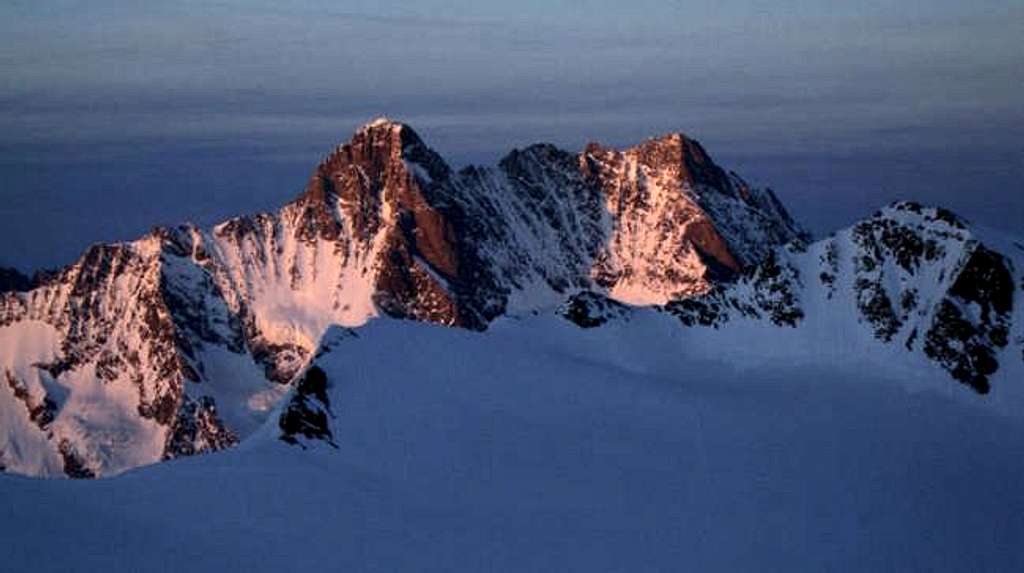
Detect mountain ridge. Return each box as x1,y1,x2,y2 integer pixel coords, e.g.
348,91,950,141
0,119,1019,478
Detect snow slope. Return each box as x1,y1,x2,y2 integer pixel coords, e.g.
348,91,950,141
3,316,1024,572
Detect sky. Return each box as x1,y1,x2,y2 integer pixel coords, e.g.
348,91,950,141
1,0,1021,271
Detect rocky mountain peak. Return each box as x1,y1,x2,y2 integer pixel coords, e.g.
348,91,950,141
583,132,734,196
876,200,970,231
349,117,449,180
284,120,455,249
298,119,450,204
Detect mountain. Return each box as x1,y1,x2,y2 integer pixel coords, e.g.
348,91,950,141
663,201,1021,394
1,118,1020,478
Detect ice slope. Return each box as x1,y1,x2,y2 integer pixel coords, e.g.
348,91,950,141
3,316,1024,572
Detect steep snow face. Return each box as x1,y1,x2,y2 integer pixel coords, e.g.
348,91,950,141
0,321,65,475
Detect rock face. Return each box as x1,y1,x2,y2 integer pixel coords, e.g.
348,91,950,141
664,245,806,329
558,291,631,329
1,119,1018,477
922,245,1014,393
164,396,239,459
580,135,804,302
279,365,335,448
455,133,807,308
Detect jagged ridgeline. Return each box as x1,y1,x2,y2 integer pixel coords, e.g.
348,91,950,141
0,119,1020,478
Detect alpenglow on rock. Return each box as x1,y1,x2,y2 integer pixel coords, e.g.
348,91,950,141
2,118,1020,478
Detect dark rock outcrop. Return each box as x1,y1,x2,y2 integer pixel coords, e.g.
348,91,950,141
58,439,95,479
279,366,336,448
163,396,238,459
4,369,57,431
559,291,631,328
923,246,1014,393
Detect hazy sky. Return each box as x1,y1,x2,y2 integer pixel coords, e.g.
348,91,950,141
1,0,1021,271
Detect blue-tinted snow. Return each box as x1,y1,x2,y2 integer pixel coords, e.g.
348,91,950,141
3,315,1023,572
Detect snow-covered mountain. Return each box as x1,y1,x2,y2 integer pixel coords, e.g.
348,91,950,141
1,119,1020,478
663,202,1021,394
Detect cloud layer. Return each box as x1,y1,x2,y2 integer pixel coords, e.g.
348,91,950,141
1,0,1021,269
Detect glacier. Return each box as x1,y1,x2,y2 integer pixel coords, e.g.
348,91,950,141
4,315,1024,571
